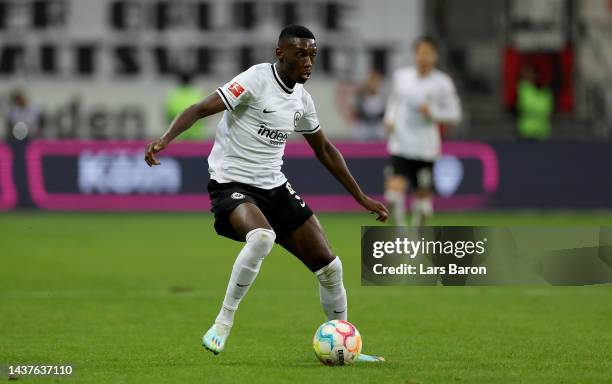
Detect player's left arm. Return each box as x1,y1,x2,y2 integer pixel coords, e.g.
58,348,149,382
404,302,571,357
426,76,462,125
304,130,389,222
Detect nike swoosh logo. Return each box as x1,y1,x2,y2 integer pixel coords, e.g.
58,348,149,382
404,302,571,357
333,309,346,314
236,283,250,287
263,109,276,113
299,201,306,207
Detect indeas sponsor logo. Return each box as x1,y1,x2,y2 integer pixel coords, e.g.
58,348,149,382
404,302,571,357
257,127,289,145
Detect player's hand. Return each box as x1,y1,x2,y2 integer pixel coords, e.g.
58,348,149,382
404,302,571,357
419,103,431,119
144,138,167,166
359,195,389,223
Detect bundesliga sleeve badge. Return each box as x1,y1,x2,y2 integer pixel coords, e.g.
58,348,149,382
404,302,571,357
228,82,245,98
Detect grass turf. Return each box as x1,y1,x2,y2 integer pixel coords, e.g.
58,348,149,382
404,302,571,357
1,211,612,383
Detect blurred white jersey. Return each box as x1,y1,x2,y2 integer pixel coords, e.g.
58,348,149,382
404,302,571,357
209,63,320,189
384,67,461,161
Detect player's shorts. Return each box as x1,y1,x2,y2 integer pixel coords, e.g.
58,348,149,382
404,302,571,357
208,179,314,242
387,156,434,191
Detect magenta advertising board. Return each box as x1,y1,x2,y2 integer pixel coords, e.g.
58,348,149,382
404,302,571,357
21,140,499,212
26,140,212,211
8,139,612,210
0,142,18,211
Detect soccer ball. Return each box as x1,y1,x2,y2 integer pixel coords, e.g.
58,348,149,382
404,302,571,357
312,320,362,366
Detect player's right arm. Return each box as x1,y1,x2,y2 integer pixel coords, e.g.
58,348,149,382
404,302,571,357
145,92,226,166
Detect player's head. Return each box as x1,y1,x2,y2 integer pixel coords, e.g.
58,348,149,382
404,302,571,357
413,36,438,75
276,25,317,84
10,89,27,107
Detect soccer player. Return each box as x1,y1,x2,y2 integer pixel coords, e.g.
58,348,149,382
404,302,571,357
144,25,388,362
383,36,462,226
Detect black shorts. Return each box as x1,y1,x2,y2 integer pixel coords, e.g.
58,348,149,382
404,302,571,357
388,156,434,191
208,179,314,242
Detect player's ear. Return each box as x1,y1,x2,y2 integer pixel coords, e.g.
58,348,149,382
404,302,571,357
275,46,284,63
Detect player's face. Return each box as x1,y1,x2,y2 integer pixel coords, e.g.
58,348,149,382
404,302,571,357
414,42,437,74
280,38,317,84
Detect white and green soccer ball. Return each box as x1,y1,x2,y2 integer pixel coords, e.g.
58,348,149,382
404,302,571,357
313,320,362,366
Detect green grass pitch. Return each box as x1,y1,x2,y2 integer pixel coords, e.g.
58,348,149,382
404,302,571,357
1,211,612,383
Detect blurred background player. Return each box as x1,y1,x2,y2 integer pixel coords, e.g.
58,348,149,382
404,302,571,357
351,68,387,141
166,72,206,140
6,89,42,141
515,65,553,140
383,36,461,226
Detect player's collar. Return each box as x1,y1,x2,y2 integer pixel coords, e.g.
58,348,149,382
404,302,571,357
271,63,294,94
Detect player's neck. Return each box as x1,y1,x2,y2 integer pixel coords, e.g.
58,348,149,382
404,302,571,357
274,62,296,89
417,67,433,78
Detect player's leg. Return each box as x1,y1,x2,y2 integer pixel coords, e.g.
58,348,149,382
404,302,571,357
276,215,346,320
384,157,409,226
385,175,408,226
267,182,346,319
204,200,276,354
277,216,384,362
410,163,434,227
214,203,275,329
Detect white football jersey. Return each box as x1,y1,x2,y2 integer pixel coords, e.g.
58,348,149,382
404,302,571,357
384,67,461,161
209,63,320,189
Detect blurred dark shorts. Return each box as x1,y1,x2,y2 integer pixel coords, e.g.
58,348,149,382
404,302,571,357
387,156,434,191
207,179,313,242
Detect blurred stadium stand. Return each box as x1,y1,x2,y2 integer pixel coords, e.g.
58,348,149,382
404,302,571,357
425,0,612,140
1,0,612,211
0,0,421,139
1,0,611,140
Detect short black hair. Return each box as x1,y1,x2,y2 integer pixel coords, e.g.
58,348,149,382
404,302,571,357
413,36,438,51
278,25,315,41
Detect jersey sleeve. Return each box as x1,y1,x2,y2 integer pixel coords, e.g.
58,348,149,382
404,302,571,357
429,75,462,125
383,71,400,126
216,67,259,111
296,90,320,134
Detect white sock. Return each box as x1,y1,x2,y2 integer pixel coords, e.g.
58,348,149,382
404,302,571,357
214,228,276,329
411,197,433,226
315,257,347,321
421,197,433,217
411,198,423,226
385,190,406,226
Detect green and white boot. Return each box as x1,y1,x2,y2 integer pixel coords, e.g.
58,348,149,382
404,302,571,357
202,324,230,355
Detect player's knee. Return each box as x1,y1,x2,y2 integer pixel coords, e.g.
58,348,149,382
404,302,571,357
414,189,432,198
328,257,343,281
416,168,433,191
386,176,407,192
316,256,344,286
246,228,276,255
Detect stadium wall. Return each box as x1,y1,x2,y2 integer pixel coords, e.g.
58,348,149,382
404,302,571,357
2,140,611,211
0,0,424,139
